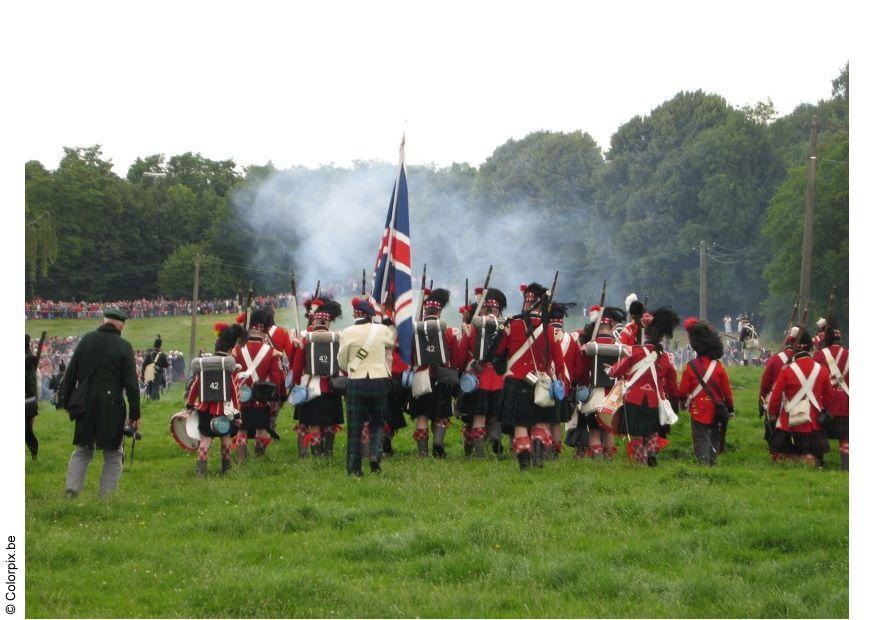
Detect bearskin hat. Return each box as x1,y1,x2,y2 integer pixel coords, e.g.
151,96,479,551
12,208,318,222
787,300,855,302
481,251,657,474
423,288,450,315
824,317,842,345
793,327,813,351
625,293,644,318
248,308,273,331
154,335,162,349
644,307,680,341
304,295,341,321
352,297,376,317
549,301,577,321
601,306,627,325
483,288,507,312
685,317,724,359
521,282,548,301
215,322,244,353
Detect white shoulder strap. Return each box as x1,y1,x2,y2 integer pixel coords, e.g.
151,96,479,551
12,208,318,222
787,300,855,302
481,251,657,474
686,360,717,404
505,324,544,373
822,348,849,394
622,351,657,393
778,351,789,364
786,362,822,412
241,343,272,383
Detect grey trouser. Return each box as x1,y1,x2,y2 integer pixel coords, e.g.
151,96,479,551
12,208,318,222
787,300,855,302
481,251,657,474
691,420,718,465
65,445,125,496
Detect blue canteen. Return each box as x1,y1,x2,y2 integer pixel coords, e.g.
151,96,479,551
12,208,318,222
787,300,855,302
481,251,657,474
291,385,309,405
459,372,479,393
551,380,566,401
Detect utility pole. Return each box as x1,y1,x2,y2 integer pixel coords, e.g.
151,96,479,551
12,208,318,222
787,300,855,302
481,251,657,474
188,254,200,371
799,114,819,310
699,240,707,323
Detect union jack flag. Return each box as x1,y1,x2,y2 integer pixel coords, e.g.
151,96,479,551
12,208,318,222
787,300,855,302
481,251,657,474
372,137,413,364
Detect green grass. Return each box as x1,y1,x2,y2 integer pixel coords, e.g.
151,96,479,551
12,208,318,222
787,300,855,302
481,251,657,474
24,319,848,618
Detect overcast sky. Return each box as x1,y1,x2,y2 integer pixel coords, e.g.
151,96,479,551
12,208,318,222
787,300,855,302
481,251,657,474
10,1,851,175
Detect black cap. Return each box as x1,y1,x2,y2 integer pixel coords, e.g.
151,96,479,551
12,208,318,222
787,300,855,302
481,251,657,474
103,307,129,322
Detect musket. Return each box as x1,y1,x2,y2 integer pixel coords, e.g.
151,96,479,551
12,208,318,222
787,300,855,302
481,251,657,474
237,286,244,314
361,268,367,296
471,265,494,321
414,264,427,321
791,302,810,350
290,270,302,338
429,279,433,291
464,277,470,324
543,270,559,366
314,279,321,301
592,280,608,334
637,294,648,345
783,294,800,341
244,286,254,331
34,330,47,366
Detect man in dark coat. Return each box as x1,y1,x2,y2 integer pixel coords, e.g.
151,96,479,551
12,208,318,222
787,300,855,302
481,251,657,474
58,308,141,498
25,335,39,459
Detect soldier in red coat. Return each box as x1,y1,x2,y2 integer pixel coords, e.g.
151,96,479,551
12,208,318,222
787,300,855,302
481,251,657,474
547,302,581,459
410,289,464,458
758,329,797,442
676,318,734,465
494,283,567,470
232,308,287,462
607,307,679,466
767,328,831,466
813,318,849,469
572,305,626,460
457,288,508,458
185,322,244,476
290,297,344,458
619,293,648,346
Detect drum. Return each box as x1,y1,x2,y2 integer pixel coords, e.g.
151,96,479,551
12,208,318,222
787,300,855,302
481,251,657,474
170,410,200,451
596,380,625,434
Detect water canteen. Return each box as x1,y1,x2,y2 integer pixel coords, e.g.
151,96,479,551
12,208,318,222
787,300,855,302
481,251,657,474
460,372,479,393
576,385,592,403
209,415,232,435
291,385,309,405
550,379,566,401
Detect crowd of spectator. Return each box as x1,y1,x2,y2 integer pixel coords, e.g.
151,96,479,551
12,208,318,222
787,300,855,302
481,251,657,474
25,294,293,320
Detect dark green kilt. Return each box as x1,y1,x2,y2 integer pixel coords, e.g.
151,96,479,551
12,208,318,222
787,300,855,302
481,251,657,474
619,402,660,437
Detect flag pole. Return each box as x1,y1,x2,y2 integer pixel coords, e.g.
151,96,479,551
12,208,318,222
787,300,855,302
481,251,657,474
378,134,406,306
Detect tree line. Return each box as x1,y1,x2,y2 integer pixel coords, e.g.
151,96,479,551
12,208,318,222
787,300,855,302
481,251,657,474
25,65,848,339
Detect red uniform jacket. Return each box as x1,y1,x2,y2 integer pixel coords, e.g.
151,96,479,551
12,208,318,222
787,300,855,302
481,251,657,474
618,320,641,346
767,354,830,433
495,316,566,382
551,323,584,393
291,329,341,395
813,344,849,417
185,353,241,417
676,356,733,425
268,324,298,366
608,343,677,408
233,338,286,408
458,324,504,391
759,348,793,401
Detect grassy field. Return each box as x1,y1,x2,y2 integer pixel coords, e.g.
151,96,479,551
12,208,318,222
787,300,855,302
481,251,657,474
23,319,848,618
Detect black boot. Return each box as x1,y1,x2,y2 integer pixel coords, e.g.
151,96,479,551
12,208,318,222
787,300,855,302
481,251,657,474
647,453,658,467
383,434,394,457
463,441,473,457
472,437,486,458
417,437,429,457
432,425,447,459
323,432,335,457
196,460,207,478
517,450,531,470
220,458,232,475
370,460,382,474
532,439,545,468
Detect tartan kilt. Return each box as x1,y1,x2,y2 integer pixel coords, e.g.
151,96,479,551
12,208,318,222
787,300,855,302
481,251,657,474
499,378,558,429
346,378,391,423
387,379,410,431
297,393,344,426
241,406,270,438
618,402,660,437
827,416,849,441
582,411,601,432
458,388,502,418
411,383,454,421
769,428,832,456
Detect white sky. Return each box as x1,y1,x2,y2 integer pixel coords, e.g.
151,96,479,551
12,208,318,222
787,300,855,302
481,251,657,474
7,1,852,175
